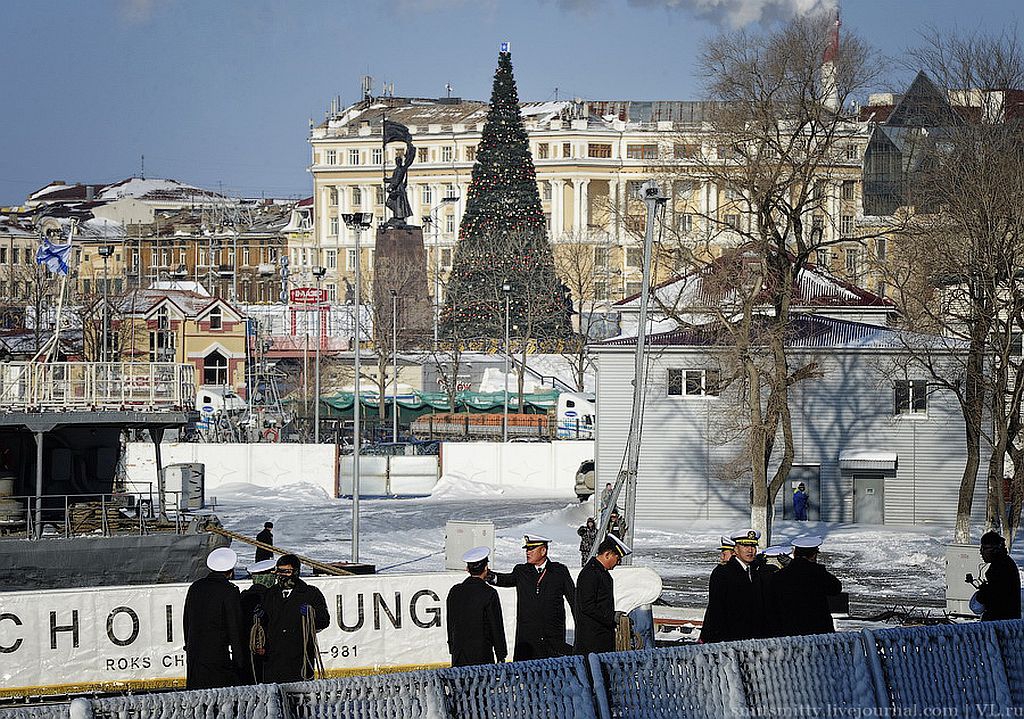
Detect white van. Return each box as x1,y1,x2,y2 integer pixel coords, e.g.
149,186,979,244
556,392,595,439
195,387,246,415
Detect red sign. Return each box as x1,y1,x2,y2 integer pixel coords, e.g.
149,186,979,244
289,287,327,305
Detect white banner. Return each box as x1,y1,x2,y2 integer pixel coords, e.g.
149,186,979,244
0,567,661,697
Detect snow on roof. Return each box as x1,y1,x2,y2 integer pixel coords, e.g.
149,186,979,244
615,251,897,312
79,217,126,238
98,178,227,202
150,281,210,296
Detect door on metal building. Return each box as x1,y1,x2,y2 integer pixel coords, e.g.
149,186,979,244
853,476,885,524
783,465,820,521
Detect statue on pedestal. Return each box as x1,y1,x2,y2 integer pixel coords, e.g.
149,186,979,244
383,120,415,228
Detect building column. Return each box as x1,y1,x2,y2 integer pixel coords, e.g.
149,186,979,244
550,180,564,240
580,179,590,232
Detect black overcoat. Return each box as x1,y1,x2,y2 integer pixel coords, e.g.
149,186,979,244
700,557,765,643
183,572,247,689
446,576,507,666
260,578,330,683
769,557,841,637
255,529,274,562
493,561,576,660
978,553,1022,621
573,558,616,655
239,583,269,683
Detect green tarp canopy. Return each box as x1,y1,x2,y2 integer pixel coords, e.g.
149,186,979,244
318,389,560,421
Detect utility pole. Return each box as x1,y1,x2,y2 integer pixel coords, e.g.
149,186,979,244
313,265,326,443
98,245,114,363
391,289,398,443
502,280,511,442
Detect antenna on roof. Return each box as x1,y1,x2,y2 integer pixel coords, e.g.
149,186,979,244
445,82,453,99
140,154,145,180
362,75,373,101
554,87,559,101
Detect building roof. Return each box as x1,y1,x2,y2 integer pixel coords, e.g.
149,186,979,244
599,312,953,351
614,249,897,312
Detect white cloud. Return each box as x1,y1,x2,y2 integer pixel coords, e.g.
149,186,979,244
628,0,837,28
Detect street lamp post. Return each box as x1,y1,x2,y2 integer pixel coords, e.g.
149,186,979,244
312,265,326,443
98,245,114,363
502,280,511,443
391,289,399,443
342,212,373,564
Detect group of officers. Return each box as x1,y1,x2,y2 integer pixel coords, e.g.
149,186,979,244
445,532,632,666
182,547,330,689
184,522,1023,684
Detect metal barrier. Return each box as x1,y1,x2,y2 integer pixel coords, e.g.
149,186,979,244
7,620,1024,719
0,488,186,539
0,362,195,412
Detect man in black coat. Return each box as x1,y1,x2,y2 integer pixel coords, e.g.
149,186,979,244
239,559,277,683
769,536,841,637
489,534,576,661
977,531,1022,621
183,547,247,689
701,529,766,643
255,522,274,563
260,554,330,683
574,535,630,655
446,547,507,666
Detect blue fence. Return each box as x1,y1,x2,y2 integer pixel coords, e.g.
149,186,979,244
4,620,1023,719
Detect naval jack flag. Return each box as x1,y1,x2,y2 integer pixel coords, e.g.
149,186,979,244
35,237,73,275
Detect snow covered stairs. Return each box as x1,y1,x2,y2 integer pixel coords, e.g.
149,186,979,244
5,620,1023,719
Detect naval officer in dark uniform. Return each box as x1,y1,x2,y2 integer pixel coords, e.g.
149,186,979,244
769,536,842,636
446,546,507,667
574,535,630,655
489,534,576,660
701,529,766,643
183,547,247,689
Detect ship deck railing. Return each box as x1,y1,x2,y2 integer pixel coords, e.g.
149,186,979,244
0,484,193,539
0,361,196,413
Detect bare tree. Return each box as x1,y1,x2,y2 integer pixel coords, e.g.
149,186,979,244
652,15,887,542
885,30,1024,544
553,231,606,392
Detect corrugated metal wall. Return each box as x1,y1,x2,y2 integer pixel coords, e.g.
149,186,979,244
594,346,985,526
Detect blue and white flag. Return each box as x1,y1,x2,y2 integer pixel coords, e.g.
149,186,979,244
35,237,73,275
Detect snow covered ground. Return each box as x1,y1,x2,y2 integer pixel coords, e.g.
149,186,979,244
213,476,1009,618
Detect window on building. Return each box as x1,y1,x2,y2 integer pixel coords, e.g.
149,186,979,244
677,213,693,234
562,142,572,158
371,147,383,165
668,368,721,397
594,281,608,301
894,379,927,415
269,248,278,261
330,217,339,237
0,247,6,263
717,144,739,160
626,247,643,267
845,144,858,160
209,306,223,330
812,180,826,202
445,214,456,234
327,283,337,302
325,150,336,165
352,187,362,207
541,181,552,201
348,149,360,165
840,215,854,235
594,246,610,267
203,350,228,386
375,186,385,205
441,248,453,268
441,146,454,162
418,147,429,163
161,249,170,266
347,249,358,271
846,247,860,274
536,143,549,159
625,280,642,297
242,247,250,266
674,143,700,159
466,145,476,162
588,143,612,158
326,249,337,269
443,184,456,201
725,213,740,229
841,180,856,200
627,144,658,160
876,237,887,261
626,180,645,200
422,185,434,205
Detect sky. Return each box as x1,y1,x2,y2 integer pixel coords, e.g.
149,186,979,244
0,0,1019,205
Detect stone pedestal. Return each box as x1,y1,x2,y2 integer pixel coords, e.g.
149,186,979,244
373,225,432,345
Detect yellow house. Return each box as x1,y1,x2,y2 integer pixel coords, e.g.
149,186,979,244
108,288,248,396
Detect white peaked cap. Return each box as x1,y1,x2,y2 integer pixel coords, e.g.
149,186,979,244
764,545,791,558
791,536,824,549
207,547,238,572
462,546,490,563
608,534,632,558
247,559,277,574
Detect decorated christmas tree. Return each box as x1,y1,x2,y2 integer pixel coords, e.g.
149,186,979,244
440,49,569,340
